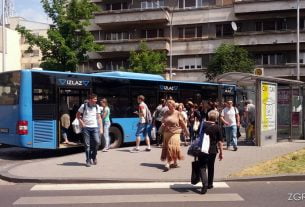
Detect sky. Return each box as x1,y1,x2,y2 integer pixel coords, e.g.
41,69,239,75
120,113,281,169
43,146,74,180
14,0,50,23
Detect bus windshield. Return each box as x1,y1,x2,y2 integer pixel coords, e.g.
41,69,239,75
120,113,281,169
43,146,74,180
0,71,20,105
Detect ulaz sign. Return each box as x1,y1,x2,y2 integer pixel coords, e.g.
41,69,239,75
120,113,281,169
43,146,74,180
57,79,90,87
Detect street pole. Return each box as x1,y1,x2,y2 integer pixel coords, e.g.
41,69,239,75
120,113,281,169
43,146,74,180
169,15,173,80
2,0,5,73
297,0,300,80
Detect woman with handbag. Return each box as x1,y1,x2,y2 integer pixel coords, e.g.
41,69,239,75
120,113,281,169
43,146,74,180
161,99,189,171
197,111,224,194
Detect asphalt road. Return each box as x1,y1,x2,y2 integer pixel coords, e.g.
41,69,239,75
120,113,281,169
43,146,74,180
1,180,305,207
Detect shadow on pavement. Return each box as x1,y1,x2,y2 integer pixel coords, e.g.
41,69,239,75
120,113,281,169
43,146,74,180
116,149,132,152
0,147,83,161
170,184,200,194
141,162,165,170
58,162,87,167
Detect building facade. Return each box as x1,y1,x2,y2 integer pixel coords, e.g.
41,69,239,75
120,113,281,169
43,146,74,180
8,17,50,69
0,26,21,72
87,0,305,81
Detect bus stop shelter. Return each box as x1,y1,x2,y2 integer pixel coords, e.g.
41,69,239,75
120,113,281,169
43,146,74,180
216,72,304,146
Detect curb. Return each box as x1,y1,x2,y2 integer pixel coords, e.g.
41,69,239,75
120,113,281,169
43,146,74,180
1,167,305,184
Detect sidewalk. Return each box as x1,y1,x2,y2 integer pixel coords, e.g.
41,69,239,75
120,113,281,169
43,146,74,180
1,141,305,183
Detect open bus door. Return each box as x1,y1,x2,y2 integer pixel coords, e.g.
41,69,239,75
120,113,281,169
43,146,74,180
57,88,90,148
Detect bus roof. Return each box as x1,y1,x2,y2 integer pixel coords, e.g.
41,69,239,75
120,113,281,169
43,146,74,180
92,71,165,80
25,69,235,87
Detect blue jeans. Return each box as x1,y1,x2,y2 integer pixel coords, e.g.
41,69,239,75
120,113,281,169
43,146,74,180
225,125,237,148
103,121,111,149
83,127,100,162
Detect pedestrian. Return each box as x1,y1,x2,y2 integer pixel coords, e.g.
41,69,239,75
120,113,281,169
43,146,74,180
196,111,224,194
207,101,220,123
245,99,256,143
161,99,189,171
131,95,152,152
76,94,103,167
100,98,111,152
220,100,240,151
177,103,188,146
60,104,71,144
153,99,167,146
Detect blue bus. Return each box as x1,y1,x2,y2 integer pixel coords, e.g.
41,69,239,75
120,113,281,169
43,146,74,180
0,69,236,149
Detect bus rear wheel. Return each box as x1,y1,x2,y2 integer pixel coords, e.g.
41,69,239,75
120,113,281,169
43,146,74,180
109,126,123,148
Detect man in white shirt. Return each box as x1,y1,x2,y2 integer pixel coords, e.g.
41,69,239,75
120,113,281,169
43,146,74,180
76,94,103,167
220,100,240,151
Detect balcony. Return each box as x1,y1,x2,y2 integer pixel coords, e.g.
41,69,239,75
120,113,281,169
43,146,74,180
95,39,170,56
172,7,235,25
234,0,305,14
262,64,305,77
172,38,232,55
234,31,305,46
94,8,170,28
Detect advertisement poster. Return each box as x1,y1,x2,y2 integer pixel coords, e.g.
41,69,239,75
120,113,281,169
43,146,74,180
261,82,277,131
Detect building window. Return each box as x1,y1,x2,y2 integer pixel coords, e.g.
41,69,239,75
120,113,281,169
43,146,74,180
179,0,212,8
216,24,233,37
255,22,263,32
178,57,202,69
105,2,128,11
141,0,164,9
141,29,164,39
255,53,286,65
104,31,133,41
104,59,127,71
178,26,202,39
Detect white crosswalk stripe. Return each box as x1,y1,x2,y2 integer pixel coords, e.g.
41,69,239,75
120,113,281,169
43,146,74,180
14,194,244,205
13,182,245,205
31,182,229,191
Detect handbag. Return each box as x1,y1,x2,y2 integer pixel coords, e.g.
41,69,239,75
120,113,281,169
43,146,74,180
72,118,82,134
191,158,200,185
193,120,200,132
150,126,156,140
201,133,210,154
187,138,201,157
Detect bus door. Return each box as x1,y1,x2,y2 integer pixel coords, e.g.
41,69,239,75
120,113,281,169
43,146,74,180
58,88,90,147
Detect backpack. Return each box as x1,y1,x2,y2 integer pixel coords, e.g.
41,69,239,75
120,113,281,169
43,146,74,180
145,104,153,124
83,103,98,116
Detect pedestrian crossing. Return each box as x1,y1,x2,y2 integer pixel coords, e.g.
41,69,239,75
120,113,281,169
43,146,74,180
30,181,230,191
14,182,244,205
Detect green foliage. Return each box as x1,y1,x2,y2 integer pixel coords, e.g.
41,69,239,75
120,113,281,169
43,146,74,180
206,43,255,80
129,42,167,74
16,0,102,72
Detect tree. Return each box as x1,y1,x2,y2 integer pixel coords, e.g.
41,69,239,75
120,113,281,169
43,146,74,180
16,0,102,72
129,42,167,74
206,43,255,80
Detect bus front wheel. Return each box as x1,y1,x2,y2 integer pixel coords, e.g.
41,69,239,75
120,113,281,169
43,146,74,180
109,126,123,148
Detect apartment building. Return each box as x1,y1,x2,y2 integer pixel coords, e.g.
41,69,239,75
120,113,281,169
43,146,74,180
0,26,21,72
8,17,50,69
87,0,305,81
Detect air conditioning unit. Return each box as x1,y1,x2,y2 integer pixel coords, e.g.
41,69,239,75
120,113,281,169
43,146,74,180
254,68,264,76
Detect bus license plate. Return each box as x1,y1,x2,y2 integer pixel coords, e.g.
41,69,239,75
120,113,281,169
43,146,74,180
0,128,9,133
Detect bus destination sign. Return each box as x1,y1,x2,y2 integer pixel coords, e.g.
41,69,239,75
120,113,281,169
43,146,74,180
160,85,179,91
57,79,91,87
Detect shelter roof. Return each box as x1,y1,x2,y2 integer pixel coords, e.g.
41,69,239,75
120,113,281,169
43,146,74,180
215,72,304,86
